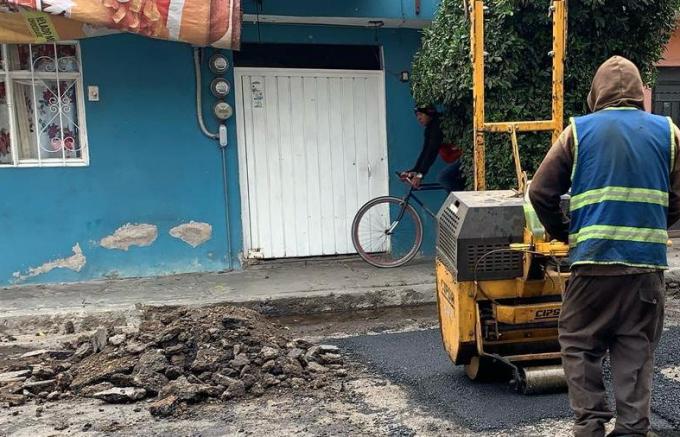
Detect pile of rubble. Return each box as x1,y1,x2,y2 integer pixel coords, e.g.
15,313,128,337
0,305,347,417
666,279,680,298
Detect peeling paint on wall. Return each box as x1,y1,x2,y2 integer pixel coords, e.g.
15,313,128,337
13,244,86,282
100,223,158,251
169,221,213,248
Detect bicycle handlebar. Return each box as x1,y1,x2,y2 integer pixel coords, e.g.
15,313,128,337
395,171,445,191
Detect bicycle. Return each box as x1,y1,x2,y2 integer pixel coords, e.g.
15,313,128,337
351,172,446,268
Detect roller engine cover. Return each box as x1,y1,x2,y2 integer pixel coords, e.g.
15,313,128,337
436,190,525,281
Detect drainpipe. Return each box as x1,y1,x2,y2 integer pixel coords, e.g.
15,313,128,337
193,47,233,269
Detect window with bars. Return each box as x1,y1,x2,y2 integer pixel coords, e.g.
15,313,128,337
0,42,88,167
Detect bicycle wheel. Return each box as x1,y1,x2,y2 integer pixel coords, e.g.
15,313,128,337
351,196,423,268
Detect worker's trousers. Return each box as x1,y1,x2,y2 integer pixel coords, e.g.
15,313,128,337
559,272,665,437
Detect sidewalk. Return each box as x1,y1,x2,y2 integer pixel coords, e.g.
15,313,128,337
0,257,436,333
4,242,680,335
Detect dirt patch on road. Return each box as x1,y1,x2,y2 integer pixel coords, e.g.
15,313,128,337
0,305,349,418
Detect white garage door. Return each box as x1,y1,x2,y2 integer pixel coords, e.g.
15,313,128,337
235,68,389,259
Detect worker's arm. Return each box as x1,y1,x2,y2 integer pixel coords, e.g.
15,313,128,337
668,125,680,228
528,128,573,243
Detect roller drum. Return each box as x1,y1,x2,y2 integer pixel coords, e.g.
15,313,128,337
514,365,567,395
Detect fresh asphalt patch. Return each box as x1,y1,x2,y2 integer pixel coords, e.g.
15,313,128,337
649,326,680,429
334,328,571,431
334,327,680,432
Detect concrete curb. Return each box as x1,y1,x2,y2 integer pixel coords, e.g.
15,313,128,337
0,283,437,336
240,283,436,316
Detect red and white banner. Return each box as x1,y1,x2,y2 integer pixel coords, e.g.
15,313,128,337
0,0,241,49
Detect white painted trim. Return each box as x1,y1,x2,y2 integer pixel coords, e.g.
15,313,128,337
235,67,385,78
167,0,185,40
0,159,89,168
2,44,19,167
242,13,431,29
234,69,252,256
378,70,389,198
75,43,90,167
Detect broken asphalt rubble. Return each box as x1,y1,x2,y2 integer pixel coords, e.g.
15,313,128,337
0,305,347,417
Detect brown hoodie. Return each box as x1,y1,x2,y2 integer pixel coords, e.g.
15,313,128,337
529,56,680,275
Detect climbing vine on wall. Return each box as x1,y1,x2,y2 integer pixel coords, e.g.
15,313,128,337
412,0,680,189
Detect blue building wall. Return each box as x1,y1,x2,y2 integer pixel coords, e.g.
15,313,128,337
0,35,240,284
0,14,445,285
241,0,441,21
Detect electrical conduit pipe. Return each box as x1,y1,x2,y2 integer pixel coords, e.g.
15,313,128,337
193,47,233,269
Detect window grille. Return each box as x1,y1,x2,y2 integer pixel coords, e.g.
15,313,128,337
0,42,88,167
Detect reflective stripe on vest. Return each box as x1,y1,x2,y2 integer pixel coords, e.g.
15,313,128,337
569,224,669,248
671,116,677,171
570,186,669,211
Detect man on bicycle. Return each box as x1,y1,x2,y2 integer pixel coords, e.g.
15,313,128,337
400,105,466,192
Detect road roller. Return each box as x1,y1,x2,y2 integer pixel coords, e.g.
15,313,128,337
433,0,571,394
435,190,570,394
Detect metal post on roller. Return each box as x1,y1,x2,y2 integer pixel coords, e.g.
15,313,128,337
471,0,486,191
550,0,566,144
469,0,567,191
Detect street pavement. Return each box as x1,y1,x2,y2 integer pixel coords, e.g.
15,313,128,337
2,302,679,435
335,323,680,434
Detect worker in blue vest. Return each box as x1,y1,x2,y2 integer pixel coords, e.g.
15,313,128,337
530,56,680,437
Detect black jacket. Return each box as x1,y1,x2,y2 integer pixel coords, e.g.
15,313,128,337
410,116,443,176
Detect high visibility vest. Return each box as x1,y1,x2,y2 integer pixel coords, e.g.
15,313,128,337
569,108,675,269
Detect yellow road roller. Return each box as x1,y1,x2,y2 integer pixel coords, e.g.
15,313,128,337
435,190,570,394
434,0,570,394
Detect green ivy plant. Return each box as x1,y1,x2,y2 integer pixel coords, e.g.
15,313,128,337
412,0,680,189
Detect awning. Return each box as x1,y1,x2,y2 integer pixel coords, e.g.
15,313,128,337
0,0,241,50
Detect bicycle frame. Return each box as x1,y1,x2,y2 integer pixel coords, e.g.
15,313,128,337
399,182,443,222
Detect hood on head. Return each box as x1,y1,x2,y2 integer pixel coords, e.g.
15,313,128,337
587,56,645,112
